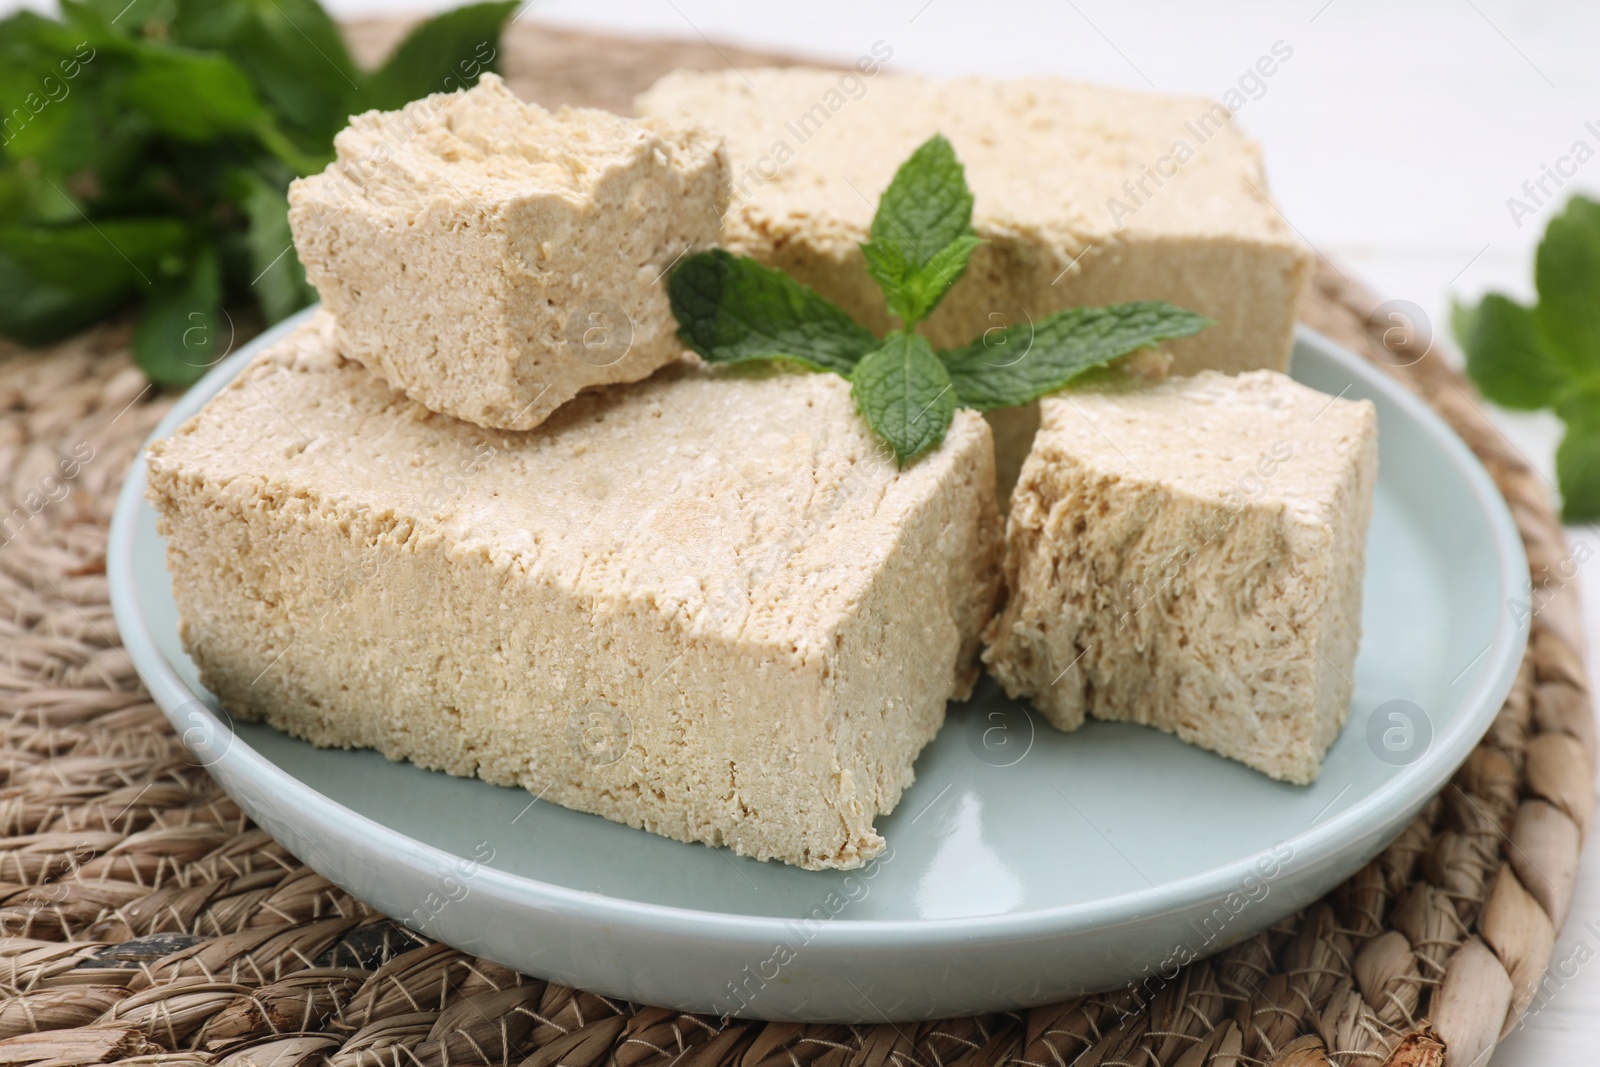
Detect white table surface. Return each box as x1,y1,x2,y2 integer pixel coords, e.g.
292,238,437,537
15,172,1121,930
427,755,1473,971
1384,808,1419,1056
11,0,1600,1058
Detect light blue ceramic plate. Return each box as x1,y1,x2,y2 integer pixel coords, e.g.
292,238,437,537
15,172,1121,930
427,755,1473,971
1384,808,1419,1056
109,309,1528,1022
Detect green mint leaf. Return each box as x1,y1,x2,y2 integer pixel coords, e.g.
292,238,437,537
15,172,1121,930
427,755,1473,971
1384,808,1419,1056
669,249,879,375
134,246,224,388
361,1,517,111
1454,294,1569,411
859,240,911,320
0,219,188,345
124,47,267,141
0,65,95,171
172,0,361,143
850,332,957,466
914,234,983,302
251,119,333,177
1554,385,1600,521
58,0,151,34
862,134,982,326
8,7,112,49
235,169,318,323
0,13,114,171
939,301,1212,411
1533,195,1600,378
864,233,983,327
870,134,974,272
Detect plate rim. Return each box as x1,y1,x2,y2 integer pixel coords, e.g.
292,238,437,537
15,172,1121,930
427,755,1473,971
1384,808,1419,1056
109,308,1530,951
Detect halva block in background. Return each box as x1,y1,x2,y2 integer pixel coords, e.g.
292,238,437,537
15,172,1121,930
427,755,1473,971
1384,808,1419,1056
637,69,1311,376
638,69,1314,498
982,371,1377,784
289,74,728,431
146,315,1002,870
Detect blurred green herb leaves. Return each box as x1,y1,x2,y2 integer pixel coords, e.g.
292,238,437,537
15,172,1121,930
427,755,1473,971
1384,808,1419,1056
0,0,517,384
1455,195,1600,521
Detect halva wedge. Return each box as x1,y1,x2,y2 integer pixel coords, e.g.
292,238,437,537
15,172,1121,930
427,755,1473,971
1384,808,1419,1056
147,315,1003,869
982,370,1377,784
290,74,728,431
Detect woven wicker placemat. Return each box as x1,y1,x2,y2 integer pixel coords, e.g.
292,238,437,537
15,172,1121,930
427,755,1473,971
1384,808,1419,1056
1,22,1594,1067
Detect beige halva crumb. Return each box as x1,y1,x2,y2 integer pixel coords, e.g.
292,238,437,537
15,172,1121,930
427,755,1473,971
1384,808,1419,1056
982,371,1378,784
289,74,728,432
146,315,1003,870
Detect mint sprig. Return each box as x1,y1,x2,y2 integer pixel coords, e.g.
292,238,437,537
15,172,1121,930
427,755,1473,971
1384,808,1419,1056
1456,195,1600,520
667,134,1213,465
861,135,984,327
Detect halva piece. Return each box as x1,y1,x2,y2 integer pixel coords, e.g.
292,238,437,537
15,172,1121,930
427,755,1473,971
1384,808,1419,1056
289,74,728,431
147,315,1003,870
637,69,1311,377
981,371,1377,784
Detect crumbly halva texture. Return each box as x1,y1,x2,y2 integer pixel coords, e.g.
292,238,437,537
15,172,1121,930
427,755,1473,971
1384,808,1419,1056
984,346,1175,510
289,74,729,431
146,315,1003,870
982,371,1377,784
636,69,1312,377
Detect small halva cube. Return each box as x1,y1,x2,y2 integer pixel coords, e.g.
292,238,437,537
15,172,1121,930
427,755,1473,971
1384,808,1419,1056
289,74,729,431
982,370,1378,784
